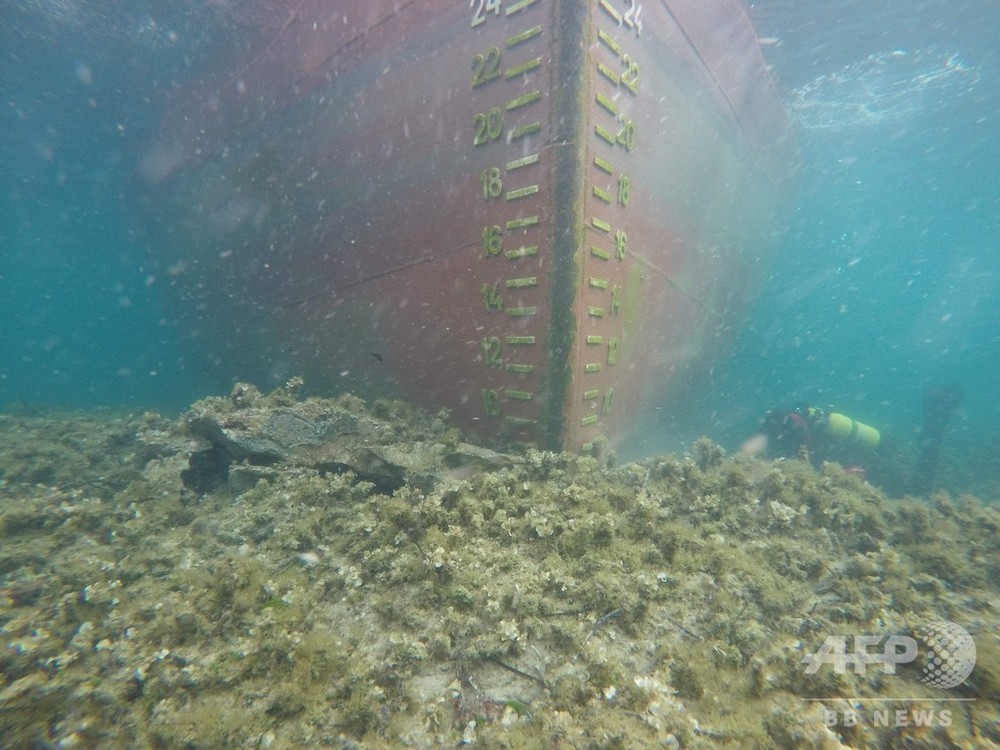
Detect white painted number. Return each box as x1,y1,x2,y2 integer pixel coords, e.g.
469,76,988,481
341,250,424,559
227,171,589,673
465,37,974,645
471,0,503,28
623,0,643,36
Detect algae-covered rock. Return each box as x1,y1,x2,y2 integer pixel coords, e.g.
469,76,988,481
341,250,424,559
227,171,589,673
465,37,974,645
181,380,518,495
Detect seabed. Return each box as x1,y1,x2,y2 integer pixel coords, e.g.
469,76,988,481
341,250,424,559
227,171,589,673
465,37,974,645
1,381,998,749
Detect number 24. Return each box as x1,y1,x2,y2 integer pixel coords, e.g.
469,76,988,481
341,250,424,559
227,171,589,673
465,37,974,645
470,0,502,28
622,0,643,36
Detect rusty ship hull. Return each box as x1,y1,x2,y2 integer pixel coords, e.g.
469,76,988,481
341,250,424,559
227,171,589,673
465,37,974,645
135,0,795,452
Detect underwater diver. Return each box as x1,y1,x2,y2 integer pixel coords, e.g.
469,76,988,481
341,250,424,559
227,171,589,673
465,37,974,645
740,385,963,496
740,404,887,481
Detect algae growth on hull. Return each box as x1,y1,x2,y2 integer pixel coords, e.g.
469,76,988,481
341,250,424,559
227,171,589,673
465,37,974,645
0,383,998,749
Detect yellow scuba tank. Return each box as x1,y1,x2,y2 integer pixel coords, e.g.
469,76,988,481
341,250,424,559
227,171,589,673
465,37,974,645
807,408,881,449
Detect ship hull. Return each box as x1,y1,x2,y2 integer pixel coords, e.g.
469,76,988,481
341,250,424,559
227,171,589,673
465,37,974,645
135,0,794,452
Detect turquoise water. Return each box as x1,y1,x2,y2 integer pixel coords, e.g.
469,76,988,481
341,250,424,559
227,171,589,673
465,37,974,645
1,1,997,492
1,2,218,411
636,2,1000,490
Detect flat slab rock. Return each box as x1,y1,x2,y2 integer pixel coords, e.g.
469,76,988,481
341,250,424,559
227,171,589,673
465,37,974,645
181,382,518,493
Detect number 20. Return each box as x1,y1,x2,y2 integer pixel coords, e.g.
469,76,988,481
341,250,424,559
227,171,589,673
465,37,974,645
473,107,504,146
